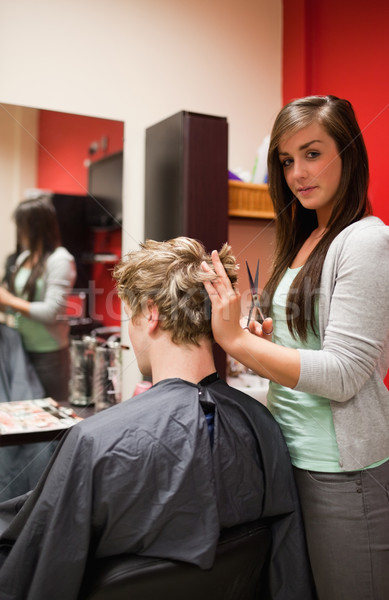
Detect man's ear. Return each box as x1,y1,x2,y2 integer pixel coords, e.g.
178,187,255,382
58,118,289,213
147,300,160,333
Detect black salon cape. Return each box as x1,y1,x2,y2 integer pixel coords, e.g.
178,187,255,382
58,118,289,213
0,324,55,501
0,376,314,599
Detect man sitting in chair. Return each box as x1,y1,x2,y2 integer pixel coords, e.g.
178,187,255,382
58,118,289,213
0,237,314,599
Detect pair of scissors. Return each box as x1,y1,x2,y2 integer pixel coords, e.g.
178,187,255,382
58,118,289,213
246,260,265,327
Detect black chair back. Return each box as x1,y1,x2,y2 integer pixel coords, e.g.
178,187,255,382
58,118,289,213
83,519,271,600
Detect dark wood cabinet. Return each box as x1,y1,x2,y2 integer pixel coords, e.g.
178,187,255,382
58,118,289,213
145,111,229,376
145,111,229,252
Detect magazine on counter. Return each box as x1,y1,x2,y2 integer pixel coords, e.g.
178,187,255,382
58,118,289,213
0,398,82,436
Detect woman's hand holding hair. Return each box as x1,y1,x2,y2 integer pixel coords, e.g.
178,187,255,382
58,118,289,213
201,250,244,352
202,250,274,347
202,250,300,388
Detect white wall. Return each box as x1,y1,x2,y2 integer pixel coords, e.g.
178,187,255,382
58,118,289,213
0,105,38,259
0,0,282,395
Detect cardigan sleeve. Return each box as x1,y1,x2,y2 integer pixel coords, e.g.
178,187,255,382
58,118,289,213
295,221,389,402
28,248,77,325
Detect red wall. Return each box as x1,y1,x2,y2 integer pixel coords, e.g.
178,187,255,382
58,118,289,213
37,110,124,326
37,110,124,195
283,0,389,387
91,230,122,326
283,0,389,224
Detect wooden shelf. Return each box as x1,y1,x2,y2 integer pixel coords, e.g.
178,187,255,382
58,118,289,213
228,181,274,219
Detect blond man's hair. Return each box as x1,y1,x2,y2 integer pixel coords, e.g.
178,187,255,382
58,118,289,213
113,237,238,345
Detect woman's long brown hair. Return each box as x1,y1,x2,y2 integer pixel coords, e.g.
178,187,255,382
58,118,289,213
9,197,61,301
261,95,371,340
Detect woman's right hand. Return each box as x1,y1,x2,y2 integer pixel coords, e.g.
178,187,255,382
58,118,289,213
247,316,274,340
202,251,299,387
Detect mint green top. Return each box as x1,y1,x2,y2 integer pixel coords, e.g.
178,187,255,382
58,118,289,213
14,268,61,352
267,265,387,472
267,267,344,471
10,246,76,353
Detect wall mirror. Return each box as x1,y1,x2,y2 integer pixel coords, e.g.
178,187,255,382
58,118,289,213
0,103,124,328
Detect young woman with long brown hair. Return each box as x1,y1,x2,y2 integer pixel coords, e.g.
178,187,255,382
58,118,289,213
203,95,389,599
0,196,76,403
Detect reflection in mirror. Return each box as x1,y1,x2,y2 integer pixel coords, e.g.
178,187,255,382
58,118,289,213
0,103,124,328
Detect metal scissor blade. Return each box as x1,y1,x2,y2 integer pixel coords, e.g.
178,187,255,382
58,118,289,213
245,260,259,295
253,295,265,324
246,304,254,328
246,260,263,326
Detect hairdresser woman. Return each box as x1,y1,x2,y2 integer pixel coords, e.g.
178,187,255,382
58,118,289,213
0,197,76,404
203,96,389,600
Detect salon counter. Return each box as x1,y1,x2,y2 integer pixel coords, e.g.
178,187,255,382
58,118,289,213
227,374,269,406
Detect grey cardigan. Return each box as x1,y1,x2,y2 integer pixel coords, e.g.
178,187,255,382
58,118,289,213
295,216,389,470
15,246,77,349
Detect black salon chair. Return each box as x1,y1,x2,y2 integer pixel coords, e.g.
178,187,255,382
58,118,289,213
83,519,271,600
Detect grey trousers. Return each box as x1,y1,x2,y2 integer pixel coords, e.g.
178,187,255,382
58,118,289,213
293,461,389,600
27,346,71,404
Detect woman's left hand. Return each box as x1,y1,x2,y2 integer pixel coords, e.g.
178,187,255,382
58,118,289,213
0,286,30,315
0,286,13,308
201,250,244,349
202,251,300,387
